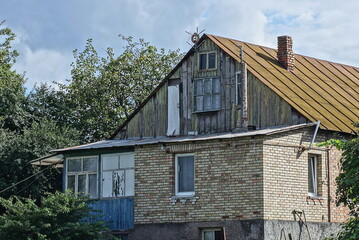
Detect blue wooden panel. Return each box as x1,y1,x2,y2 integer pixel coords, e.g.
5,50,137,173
89,198,134,230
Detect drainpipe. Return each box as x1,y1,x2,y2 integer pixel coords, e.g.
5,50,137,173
326,135,332,222
308,121,320,150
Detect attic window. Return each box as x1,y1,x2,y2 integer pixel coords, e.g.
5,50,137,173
235,71,242,105
199,52,217,70
194,77,220,112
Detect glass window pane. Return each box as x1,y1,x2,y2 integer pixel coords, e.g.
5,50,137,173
214,230,222,240
308,157,317,194
120,154,134,169
196,96,203,112
203,95,212,110
102,171,113,197
78,175,86,195
125,169,135,196
199,54,207,70
88,174,97,198
204,79,212,94
178,156,194,192
203,231,215,240
208,53,216,69
195,79,203,95
103,155,119,171
83,157,97,171
212,78,220,94
237,73,242,105
67,175,75,193
113,170,125,197
68,159,81,172
213,94,220,109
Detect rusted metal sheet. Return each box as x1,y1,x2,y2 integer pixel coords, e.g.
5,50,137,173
207,34,359,134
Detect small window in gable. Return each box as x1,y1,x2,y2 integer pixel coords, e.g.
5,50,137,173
102,153,135,198
199,52,217,70
235,71,242,105
308,155,320,197
194,77,220,112
66,156,98,199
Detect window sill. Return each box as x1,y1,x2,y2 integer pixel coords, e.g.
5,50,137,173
170,195,199,205
307,195,324,201
193,109,220,114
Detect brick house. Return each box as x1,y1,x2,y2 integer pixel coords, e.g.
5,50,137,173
34,34,358,240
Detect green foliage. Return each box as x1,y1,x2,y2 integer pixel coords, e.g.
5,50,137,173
0,191,113,240
320,124,359,240
63,36,183,142
0,23,182,201
0,120,80,199
0,21,27,131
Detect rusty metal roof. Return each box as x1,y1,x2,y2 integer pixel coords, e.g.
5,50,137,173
206,34,359,134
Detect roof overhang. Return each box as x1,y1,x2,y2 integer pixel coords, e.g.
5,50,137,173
30,153,64,168
54,123,316,153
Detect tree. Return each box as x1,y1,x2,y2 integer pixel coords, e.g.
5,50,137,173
321,124,359,240
0,120,80,199
0,21,27,131
0,191,113,240
62,36,183,142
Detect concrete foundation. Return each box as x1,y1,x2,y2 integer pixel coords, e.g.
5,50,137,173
128,220,341,240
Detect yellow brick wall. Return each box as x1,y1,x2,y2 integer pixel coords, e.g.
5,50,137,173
134,127,348,224
134,137,264,224
262,128,348,223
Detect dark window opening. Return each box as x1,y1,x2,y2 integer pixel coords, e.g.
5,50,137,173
199,53,207,70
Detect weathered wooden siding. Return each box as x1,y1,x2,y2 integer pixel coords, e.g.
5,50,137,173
117,38,308,139
89,198,134,230
247,71,307,129
126,82,168,138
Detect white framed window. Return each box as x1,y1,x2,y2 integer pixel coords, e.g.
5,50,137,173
101,153,135,198
199,52,217,70
194,77,220,112
202,228,224,240
235,71,242,105
175,154,195,196
308,155,319,197
66,156,98,199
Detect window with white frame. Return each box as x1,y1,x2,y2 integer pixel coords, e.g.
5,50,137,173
194,77,220,112
202,228,224,240
235,71,242,105
175,154,195,196
308,155,319,197
199,52,217,70
66,156,98,199
102,153,135,198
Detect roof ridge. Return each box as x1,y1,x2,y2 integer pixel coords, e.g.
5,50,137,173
205,33,359,69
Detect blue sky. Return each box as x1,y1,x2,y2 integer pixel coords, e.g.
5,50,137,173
2,0,359,90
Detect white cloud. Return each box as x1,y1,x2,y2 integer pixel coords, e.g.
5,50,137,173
3,0,359,91
14,46,72,91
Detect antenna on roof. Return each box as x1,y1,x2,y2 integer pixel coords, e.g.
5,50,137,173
185,27,205,48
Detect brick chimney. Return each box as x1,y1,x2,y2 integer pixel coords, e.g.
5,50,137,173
277,36,295,71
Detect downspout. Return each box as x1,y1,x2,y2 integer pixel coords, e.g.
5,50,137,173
308,120,320,150
327,144,331,222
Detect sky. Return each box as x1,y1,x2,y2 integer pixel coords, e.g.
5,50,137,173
1,0,359,90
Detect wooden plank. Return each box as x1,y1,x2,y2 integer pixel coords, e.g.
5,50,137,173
182,59,188,135
90,198,134,230
187,56,193,133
